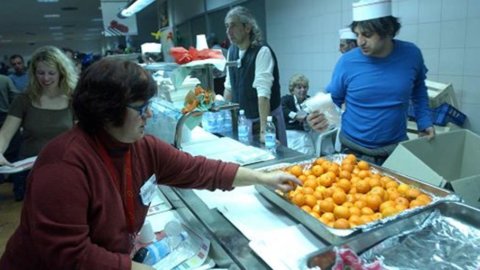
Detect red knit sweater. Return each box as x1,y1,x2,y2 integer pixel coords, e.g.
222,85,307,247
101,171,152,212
0,126,238,269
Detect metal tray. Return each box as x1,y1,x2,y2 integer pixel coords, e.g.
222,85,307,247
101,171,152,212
301,200,480,269
255,155,455,244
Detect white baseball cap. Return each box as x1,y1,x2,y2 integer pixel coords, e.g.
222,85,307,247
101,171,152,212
352,0,392,22
339,28,357,40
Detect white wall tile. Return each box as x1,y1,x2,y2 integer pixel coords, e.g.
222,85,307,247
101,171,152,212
463,48,480,76
397,0,419,24
397,24,418,43
438,48,465,76
422,48,440,75
466,19,480,47
418,23,441,49
419,0,442,23
462,76,480,103
468,0,480,19
440,20,467,49
458,103,480,132
441,0,468,21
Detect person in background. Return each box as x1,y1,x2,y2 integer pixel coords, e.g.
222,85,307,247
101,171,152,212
0,58,299,270
208,33,228,95
224,6,287,146
0,46,78,201
307,0,434,165
0,62,10,75
0,75,21,183
339,27,358,54
281,74,315,155
9,54,29,92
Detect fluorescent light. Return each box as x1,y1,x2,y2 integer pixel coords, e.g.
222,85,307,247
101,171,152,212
51,32,64,36
119,0,156,18
49,26,63,30
44,14,60,18
87,28,102,32
91,18,103,22
37,0,59,2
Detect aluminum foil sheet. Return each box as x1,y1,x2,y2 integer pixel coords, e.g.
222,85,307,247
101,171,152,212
361,209,480,270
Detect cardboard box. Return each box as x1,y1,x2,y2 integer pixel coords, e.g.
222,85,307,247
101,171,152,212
425,79,458,108
383,129,480,208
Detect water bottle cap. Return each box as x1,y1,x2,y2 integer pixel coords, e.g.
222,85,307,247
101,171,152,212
267,116,273,121
239,109,245,115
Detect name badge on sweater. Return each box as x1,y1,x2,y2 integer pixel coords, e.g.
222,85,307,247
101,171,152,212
140,174,156,206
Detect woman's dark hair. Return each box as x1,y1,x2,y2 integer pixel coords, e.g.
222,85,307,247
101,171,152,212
350,16,401,38
73,58,156,134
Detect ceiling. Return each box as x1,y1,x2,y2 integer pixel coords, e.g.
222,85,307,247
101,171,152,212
0,0,129,58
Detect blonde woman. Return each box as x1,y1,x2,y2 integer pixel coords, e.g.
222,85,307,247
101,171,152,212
0,46,78,201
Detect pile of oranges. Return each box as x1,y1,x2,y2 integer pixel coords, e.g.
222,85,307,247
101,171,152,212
284,154,432,230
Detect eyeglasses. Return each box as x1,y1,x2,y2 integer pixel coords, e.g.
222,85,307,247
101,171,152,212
126,100,152,118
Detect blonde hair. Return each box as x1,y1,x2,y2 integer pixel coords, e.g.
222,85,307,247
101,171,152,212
288,74,309,93
27,45,78,103
225,6,263,46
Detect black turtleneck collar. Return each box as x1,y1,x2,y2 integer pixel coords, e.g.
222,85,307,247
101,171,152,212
96,128,131,157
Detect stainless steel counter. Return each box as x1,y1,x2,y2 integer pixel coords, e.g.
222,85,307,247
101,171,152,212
160,144,316,269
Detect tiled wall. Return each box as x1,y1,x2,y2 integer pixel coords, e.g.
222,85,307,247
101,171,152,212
265,0,480,134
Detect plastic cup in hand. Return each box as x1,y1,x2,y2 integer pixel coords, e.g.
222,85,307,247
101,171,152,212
138,220,156,244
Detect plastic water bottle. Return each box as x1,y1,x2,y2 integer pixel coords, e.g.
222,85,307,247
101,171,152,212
238,109,249,144
143,221,187,266
223,110,233,137
265,116,276,153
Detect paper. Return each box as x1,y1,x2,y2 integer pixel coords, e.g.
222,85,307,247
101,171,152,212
249,225,327,270
0,156,37,174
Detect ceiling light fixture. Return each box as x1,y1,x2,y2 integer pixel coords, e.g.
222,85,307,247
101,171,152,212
37,0,59,2
118,0,156,18
44,14,61,18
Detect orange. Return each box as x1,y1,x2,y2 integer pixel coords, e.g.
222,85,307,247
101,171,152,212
369,186,386,200
384,179,399,189
359,215,373,225
381,206,398,217
327,163,340,176
309,211,320,219
417,194,432,204
318,200,335,213
311,165,324,177
395,204,408,212
365,194,382,211
346,194,356,203
397,183,410,195
298,174,307,183
386,188,401,200
345,154,357,163
354,200,367,209
342,201,353,208
371,212,383,221
314,157,327,166
302,187,314,195
348,215,362,227
291,193,305,206
290,165,303,177
333,205,350,219
321,212,335,222
355,180,371,194
379,200,396,212
313,190,323,200
303,179,318,190
338,170,352,180
304,194,317,208
321,160,332,170
337,178,352,193
368,177,383,188
332,190,347,205
357,170,370,179
349,206,361,216
301,205,312,212
319,174,334,187
303,169,312,176
341,163,354,173
312,204,321,214
333,218,350,229
395,197,410,208
360,207,374,216
405,188,421,200
322,187,334,198
409,199,427,208
357,160,370,170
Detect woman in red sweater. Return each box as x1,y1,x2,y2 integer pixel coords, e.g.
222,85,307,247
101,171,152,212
0,58,298,270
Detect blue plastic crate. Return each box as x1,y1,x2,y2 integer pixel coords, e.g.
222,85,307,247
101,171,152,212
407,102,467,127
433,103,467,126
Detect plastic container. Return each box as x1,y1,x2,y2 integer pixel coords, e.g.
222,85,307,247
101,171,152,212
238,109,250,144
265,116,276,153
143,221,187,266
222,110,233,137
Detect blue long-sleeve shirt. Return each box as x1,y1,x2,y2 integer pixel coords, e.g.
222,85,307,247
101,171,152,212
326,39,432,149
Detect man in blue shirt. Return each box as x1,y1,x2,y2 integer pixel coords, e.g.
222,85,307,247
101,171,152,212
9,54,29,92
308,0,435,165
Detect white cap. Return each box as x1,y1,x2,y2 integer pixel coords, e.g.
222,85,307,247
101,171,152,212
339,28,356,40
352,0,392,22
